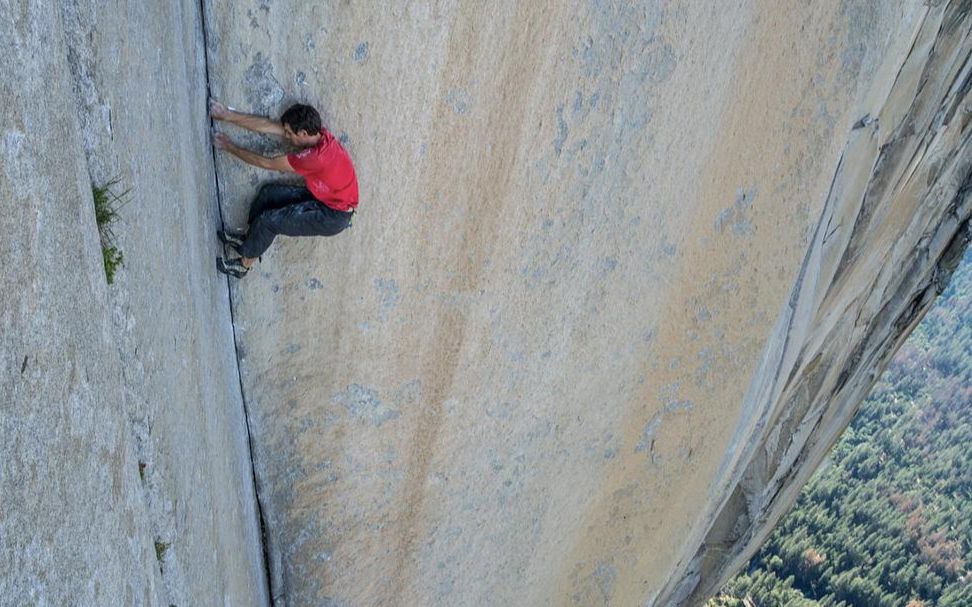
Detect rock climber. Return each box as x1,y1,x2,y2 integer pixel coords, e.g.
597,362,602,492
209,100,358,278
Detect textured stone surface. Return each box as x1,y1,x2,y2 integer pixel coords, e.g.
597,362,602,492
1,7,155,604
5,1,970,605
1,1,265,605
204,1,970,605
665,2,972,603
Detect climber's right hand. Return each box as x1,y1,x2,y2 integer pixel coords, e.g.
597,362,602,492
210,99,231,121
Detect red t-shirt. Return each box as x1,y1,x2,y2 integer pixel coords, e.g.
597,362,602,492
287,128,359,211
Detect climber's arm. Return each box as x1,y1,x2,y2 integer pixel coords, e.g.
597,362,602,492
210,100,285,137
213,133,295,173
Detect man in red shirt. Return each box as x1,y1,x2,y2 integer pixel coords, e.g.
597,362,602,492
210,101,358,278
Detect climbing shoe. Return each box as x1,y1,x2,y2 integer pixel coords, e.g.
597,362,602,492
216,256,250,279
217,229,246,251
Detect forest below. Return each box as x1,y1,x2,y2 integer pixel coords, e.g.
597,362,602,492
709,248,972,607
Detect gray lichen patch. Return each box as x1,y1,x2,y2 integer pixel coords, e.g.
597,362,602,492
352,42,369,63
243,52,284,115
332,384,401,427
715,185,758,236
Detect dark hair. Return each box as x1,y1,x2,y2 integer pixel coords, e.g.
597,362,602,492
280,104,322,135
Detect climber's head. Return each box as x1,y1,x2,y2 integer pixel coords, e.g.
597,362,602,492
281,103,322,147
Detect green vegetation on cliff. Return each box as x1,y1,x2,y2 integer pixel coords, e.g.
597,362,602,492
710,248,972,607
92,178,129,284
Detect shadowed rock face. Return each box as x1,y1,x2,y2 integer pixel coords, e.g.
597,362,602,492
205,1,972,605
3,1,969,606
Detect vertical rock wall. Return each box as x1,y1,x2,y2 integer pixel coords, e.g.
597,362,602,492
665,2,972,602
1,1,266,605
1,7,155,604
205,1,970,605
3,1,968,605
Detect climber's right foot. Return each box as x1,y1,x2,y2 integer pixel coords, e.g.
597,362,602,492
216,256,250,279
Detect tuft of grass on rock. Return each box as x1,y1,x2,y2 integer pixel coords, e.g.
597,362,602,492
102,245,123,284
154,540,169,567
92,178,130,285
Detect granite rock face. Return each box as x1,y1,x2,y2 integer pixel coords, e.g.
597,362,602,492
4,1,970,606
1,1,265,605
1,9,153,605
660,1,972,602
204,1,971,605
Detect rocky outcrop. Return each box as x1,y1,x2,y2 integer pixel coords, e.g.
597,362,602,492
204,1,971,605
659,1,972,603
3,1,969,606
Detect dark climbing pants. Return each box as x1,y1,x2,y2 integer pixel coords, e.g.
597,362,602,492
238,183,352,258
